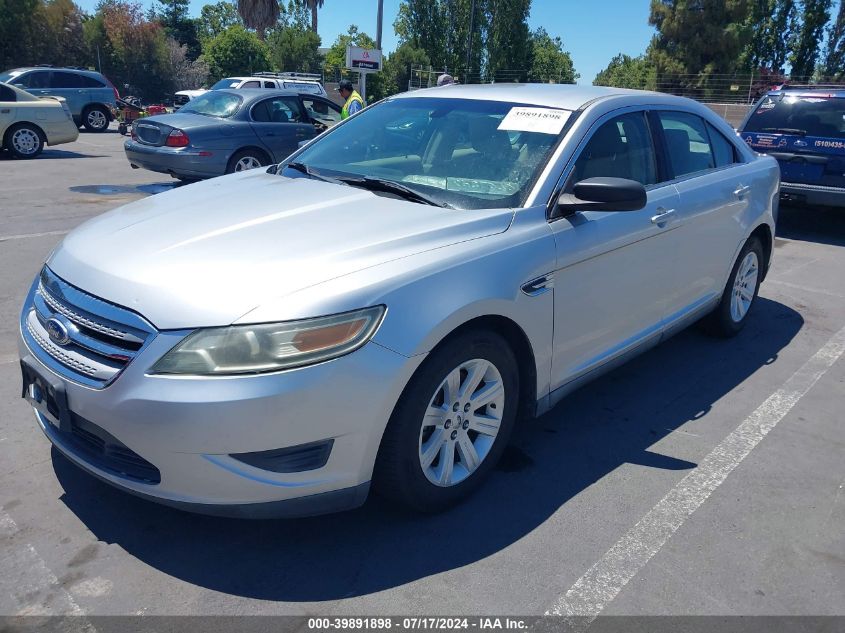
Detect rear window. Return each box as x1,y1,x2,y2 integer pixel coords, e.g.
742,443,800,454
210,77,241,90
180,91,242,118
744,94,845,139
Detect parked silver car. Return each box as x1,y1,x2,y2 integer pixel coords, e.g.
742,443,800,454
19,84,779,517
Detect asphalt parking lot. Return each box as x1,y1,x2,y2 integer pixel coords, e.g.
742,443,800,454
1,129,843,620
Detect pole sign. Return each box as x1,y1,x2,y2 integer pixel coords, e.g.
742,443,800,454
346,46,382,72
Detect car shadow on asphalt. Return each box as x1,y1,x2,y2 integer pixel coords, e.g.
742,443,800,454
0,150,107,161
52,297,803,601
777,204,845,247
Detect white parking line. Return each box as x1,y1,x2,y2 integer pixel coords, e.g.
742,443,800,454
0,512,96,629
0,229,69,243
546,324,845,626
768,278,845,299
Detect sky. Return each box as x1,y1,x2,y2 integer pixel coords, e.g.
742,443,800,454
73,0,657,84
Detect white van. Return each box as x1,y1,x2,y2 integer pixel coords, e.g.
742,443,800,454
174,72,326,109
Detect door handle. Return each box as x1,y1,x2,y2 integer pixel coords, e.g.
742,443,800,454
0,109,9,113
734,185,751,197
650,208,677,225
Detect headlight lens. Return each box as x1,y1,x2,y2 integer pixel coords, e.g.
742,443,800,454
151,306,385,375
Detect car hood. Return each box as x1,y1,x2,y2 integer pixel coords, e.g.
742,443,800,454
48,171,514,329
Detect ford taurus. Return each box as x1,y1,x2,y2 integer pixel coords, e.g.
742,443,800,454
19,84,779,517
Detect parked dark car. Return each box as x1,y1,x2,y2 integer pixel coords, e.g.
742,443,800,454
124,89,343,180
0,66,118,132
739,88,845,207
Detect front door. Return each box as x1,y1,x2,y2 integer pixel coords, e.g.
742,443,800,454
548,110,682,390
249,96,316,161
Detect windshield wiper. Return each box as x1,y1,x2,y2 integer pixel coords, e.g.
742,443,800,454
284,162,343,184
337,176,450,208
760,127,807,136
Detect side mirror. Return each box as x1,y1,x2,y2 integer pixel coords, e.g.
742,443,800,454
265,164,278,175
557,177,647,214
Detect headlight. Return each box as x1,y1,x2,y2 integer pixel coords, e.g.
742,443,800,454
151,306,385,376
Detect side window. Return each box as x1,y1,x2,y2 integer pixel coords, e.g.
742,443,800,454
50,71,83,88
250,100,271,122
658,111,716,178
17,71,50,88
79,75,105,88
570,112,657,187
263,81,275,89
240,80,260,89
263,97,303,123
302,97,342,127
706,122,738,167
0,85,16,101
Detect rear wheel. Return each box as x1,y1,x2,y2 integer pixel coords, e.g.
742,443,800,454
5,123,44,159
374,330,519,512
703,236,764,337
82,105,110,132
227,149,268,173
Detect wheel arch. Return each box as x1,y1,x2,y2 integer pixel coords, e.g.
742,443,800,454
749,222,774,280
228,145,272,170
82,102,114,121
3,121,46,150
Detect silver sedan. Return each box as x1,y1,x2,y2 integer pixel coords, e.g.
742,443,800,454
19,84,779,517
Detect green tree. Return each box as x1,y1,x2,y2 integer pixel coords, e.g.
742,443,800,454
378,42,430,98
741,0,797,72
486,0,532,81
41,0,89,67
593,53,655,88
789,0,832,78
648,0,751,76
150,0,201,59
203,24,271,79
528,27,578,84
236,0,279,40
266,25,321,72
0,0,45,69
299,0,324,33
198,1,242,42
324,24,376,76
821,0,845,78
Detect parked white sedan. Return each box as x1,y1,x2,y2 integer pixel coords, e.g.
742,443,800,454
18,84,779,517
1,82,79,158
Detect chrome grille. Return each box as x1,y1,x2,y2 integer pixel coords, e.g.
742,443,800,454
21,267,156,388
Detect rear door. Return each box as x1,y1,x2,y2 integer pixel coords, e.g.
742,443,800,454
47,71,88,116
0,84,16,138
653,109,752,317
249,96,314,160
741,94,845,189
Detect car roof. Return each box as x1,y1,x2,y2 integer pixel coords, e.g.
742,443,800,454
215,88,326,100
7,66,103,77
765,88,845,98
392,83,667,110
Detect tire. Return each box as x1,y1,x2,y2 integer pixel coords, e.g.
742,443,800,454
5,123,44,159
82,105,110,132
118,122,128,135
703,236,764,338
374,329,520,513
226,149,268,173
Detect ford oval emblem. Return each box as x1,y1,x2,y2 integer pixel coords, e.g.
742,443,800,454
45,317,71,346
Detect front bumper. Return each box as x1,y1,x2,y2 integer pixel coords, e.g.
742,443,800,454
780,182,845,207
124,140,225,179
19,323,422,518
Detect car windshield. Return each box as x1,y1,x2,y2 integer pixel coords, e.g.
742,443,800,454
288,97,570,209
180,91,242,118
210,77,241,90
744,94,845,139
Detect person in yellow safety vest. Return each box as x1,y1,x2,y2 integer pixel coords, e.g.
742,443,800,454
337,79,364,119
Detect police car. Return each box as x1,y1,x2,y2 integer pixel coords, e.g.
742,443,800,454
739,87,845,207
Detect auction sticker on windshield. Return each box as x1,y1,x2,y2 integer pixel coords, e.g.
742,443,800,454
498,107,570,135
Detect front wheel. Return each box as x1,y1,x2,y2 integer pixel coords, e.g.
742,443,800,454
704,236,764,337
374,330,520,512
5,124,44,159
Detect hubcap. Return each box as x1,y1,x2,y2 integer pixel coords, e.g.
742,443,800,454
235,156,262,171
87,109,107,129
418,358,505,487
730,251,759,323
12,128,39,155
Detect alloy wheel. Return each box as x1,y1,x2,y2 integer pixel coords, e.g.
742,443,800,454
418,358,505,487
87,109,108,130
730,251,759,323
235,155,262,171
